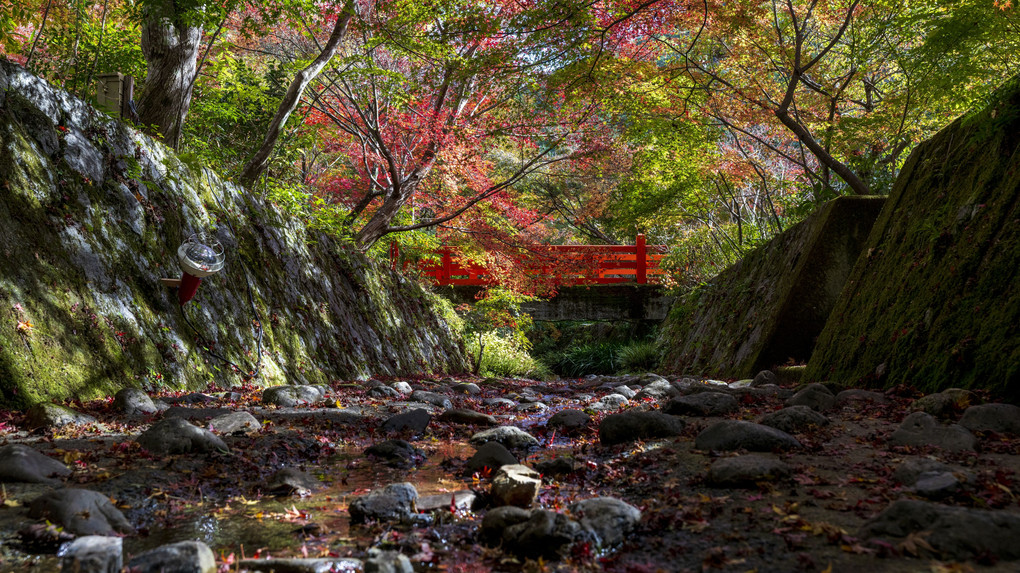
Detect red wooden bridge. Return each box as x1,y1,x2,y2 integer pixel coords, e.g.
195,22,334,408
392,234,667,287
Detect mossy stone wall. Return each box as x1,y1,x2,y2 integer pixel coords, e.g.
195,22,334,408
658,196,885,378
805,77,1020,397
0,60,468,406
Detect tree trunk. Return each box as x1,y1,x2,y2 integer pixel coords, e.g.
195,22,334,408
354,189,412,250
136,12,202,150
239,0,355,189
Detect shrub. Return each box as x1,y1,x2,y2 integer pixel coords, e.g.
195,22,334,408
467,332,549,379
618,340,660,372
550,342,624,378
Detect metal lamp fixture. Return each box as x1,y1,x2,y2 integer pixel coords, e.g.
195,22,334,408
176,234,225,304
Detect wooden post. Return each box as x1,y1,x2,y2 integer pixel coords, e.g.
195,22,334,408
636,234,647,284
442,250,452,284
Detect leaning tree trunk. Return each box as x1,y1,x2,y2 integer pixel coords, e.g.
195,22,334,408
136,13,202,150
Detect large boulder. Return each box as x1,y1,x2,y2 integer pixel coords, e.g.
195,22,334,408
127,541,216,573
567,497,641,547
805,78,1020,397
469,426,540,450
658,195,885,378
695,420,801,452
887,412,976,452
0,444,71,485
348,483,418,524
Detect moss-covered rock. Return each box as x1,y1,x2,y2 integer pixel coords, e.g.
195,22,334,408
805,76,1020,398
0,59,468,406
657,196,885,378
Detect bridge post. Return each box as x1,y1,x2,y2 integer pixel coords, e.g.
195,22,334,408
636,234,647,284
442,250,453,283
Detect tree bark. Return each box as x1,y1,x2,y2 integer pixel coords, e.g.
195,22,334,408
239,0,355,189
136,11,202,150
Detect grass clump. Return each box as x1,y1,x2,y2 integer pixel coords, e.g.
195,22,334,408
467,332,550,379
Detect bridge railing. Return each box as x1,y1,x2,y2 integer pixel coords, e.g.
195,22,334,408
392,235,668,286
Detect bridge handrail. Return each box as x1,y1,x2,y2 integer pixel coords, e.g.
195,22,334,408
392,234,668,287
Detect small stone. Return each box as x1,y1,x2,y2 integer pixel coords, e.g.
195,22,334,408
759,406,830,434
208,411,261,435
25,403,98,428
599,411,685,446
568,497,641,546
439,408,496,426
834,389,888,406
590,394,630,411
391,382,413,395
126,541,216,573
480,506,531,544
60,535,123,573
28,489,133,536
237,558,362,573
663,392,739,416
365,548,413,573
546,409,592,434
784,383,835,411
535,457,576,477
632,380,679,401
892,457,952,486
264,468,320,497
752,370,779,387
0,444,71,485
416,490,476,512
136,417,229,455
451,383,482,395
707,454,792,487
695,420,801,452
482,397,516,408
380,409,431,435
914,471,961,499
491,464,542,508
348,483,418,524
365,439,425,468
959,403,1020,434
888,412,976,452
368,386,401,399
465,442,518,475
409,390,453,409
113,388,158,415
502,509,584,559
613,385,637,399
515,402,548,413
262,385,325,407
469,426,540,450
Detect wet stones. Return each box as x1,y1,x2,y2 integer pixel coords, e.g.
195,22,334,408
264,468,321,497
501,509,585,559
695,420,801,452
589,394,630,412
365,439,426,468
380,409,431,436
959,403,1020,434
28,489,133,536
0,444,71,485
861,499,1020,561
262,385,327,407
60,535,122,573
126,540,216,573
348,483,419,524
469,426,540,450
546,409,592,434
25,403,98,429
465,442,518,475
663,392,738,417
409,390,453,409
490,464,542,508
439,408,497,426
598,411,684,446
136,417,229,455
784,383,835,411
208,411,261,435
365,548,413,573
632,380,679,401
888,412,976,452
707,454,792,487
758,406,830,434
113,388,158,415
567,497,641,547
238,558,363,573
